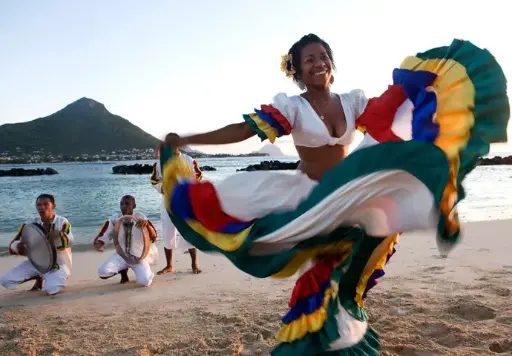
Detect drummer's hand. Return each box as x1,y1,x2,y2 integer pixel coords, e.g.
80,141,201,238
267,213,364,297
17,243,27,256
46,231,62,247
93,240,104,251
47,230,60,240
136,219,148,229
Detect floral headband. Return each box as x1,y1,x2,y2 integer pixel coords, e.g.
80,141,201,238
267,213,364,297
280,54,296,78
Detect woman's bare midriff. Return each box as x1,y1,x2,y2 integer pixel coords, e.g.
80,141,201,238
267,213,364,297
296,144,349,181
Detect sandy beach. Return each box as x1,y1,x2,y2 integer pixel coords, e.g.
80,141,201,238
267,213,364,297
0,219,511,356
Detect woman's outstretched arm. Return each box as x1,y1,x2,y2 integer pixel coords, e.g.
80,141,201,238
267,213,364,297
167,92,297,148
169,122,256,148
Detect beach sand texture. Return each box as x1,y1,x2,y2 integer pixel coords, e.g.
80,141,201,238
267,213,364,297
0,220,511,356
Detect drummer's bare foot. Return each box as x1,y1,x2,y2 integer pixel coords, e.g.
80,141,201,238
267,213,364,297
189,248,202,274
157,266,174,275
157,248,174,275
29,277,43,291
119,269,129,284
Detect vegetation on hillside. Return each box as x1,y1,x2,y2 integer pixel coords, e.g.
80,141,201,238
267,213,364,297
0,97,160,155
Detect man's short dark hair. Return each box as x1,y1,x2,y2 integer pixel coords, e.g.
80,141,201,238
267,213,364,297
36,194,55,205
121,195,136,204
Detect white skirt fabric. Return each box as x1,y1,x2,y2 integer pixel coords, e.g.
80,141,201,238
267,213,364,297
160,199,194,251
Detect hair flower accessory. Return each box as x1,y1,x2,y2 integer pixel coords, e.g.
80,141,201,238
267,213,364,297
280,54,296,78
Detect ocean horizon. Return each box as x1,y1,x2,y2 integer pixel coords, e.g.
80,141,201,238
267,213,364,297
1,150,512,254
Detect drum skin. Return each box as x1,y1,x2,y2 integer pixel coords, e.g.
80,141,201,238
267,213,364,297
113,215,151,265
20,223,58,274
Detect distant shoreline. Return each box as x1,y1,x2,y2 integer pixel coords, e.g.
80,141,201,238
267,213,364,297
0,153,280,165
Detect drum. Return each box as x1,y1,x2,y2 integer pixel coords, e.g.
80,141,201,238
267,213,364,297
20,223,58,274
113,215,151,265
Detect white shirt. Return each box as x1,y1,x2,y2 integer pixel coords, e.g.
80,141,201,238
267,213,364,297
269,90,368,147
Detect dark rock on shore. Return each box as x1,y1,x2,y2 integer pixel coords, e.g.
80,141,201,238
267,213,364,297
112,164,153,174
237,160,300,172
200,165,216,171
478,156,512,166
0,167,58,177
235,156,512,172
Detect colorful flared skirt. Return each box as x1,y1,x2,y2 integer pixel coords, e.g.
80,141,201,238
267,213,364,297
159,39,509,355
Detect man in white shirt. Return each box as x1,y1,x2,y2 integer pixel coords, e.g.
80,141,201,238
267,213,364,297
93,195,158,287
0,194,74,295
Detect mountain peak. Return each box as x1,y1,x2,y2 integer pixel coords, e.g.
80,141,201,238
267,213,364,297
60,97,108,115
75,97,102,106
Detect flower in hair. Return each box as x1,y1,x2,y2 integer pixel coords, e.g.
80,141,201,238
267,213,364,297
280,54,296,78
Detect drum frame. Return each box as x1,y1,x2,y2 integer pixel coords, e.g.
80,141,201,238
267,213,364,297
112,215,151,265
20,223,58,274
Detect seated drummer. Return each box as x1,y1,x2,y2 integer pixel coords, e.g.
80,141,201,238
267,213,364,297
93,195,158,287
0,194,74,295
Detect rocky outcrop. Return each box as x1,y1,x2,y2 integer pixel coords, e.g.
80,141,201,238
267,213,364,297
237,160,300,172
233,155,512,172
478,156,512,166
200,165,216,171
0,167,58,177
112,164,153,174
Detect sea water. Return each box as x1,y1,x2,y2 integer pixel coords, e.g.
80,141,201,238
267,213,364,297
1,155,511,252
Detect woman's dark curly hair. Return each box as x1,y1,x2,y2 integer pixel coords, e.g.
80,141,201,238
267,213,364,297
287,34,336,88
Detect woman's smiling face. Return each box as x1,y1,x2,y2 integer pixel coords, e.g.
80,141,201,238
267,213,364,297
299,42,333,89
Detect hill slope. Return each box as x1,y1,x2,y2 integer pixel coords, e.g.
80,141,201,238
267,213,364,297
0,98,160,155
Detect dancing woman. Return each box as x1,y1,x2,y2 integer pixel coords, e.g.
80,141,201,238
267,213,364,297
160,34,509,354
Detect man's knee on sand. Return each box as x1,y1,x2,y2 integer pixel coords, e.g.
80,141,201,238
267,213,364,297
41,277,64,295
42,269,69,295
42,283,62,295
135,272,153,287
137,278,152,287
98,264,116,279
0,269,38,290
0,274,18,289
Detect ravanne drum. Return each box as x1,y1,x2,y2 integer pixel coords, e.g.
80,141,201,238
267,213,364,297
113,215,151,265
20,223,57,274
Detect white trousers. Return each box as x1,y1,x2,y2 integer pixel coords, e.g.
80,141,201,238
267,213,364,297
161,200,193,251
0,259,70,295
98,252,154,287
